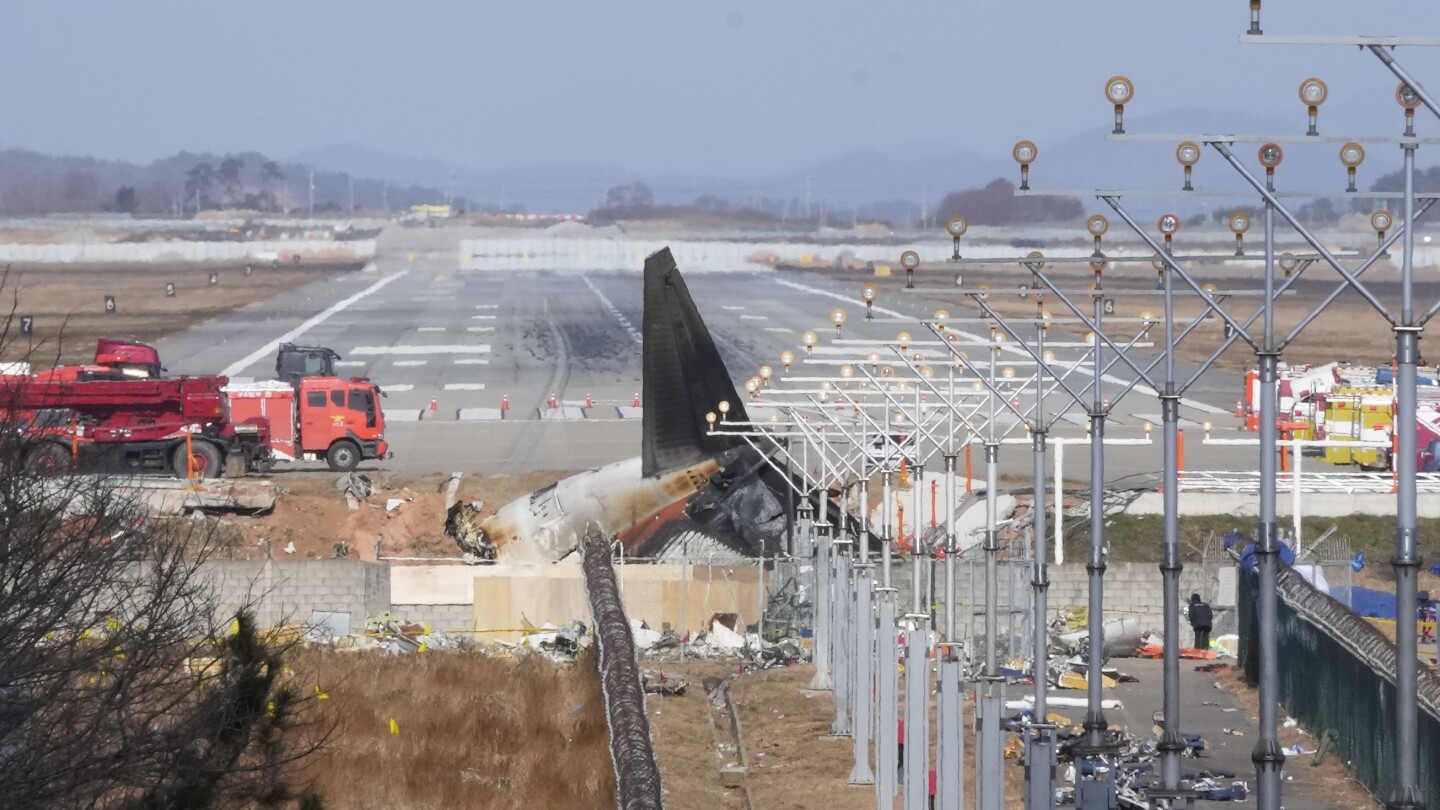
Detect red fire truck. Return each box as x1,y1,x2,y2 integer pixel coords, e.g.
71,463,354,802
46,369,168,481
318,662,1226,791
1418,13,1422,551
224,376,388,471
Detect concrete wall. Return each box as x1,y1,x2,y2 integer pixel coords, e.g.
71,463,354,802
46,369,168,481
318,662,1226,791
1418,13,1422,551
1127,490,1440,518
1046,561,1226,630
467,563,760,642
204,560,390,630
0,239,376,264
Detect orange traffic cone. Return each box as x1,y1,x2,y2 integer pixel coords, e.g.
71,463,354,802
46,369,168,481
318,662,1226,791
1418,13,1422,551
429,396,438,412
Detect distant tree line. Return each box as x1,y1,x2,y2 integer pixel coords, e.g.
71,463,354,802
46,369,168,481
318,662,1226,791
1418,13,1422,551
935,179,1082,226
0,148,476,217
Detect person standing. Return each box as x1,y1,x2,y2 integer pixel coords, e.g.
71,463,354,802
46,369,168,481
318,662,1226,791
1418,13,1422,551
1188,593,1213,651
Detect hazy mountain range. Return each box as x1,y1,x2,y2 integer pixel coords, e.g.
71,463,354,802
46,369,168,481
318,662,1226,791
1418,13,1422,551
0,100,1428,221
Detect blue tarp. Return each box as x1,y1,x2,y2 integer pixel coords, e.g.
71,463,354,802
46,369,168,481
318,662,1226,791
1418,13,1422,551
1329,585,1398,620
1374,367,1438,386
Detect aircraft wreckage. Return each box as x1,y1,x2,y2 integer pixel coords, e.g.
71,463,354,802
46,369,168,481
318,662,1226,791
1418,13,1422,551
449,248,806,563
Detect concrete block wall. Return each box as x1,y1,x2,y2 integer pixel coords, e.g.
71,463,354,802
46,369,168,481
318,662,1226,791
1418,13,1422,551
391,604,477,631
1046,561,1226,631
203,560,390,629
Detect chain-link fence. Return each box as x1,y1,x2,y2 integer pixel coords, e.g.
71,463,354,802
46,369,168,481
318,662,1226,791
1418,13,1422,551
1238,561,1440,803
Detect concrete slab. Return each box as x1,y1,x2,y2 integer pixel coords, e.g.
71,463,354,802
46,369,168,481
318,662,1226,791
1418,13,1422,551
1132,413,1204,428
616,405,643,419
538,406,587,421
386,409,425,422
456,408,503,421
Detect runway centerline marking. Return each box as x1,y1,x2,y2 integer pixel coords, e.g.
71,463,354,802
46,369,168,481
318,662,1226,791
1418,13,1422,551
582,276,642,345
444,383,487,391
418,327,446,332
471,315,497,320
382,384,415,392
467,326,495,333
221,272,406,376
393,360,428,367
350,344,492,355
454,359,490,365
475,304,499,310
335,360,366,368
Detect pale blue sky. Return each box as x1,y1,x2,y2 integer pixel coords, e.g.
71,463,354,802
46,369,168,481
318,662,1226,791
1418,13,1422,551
1,1,1436,176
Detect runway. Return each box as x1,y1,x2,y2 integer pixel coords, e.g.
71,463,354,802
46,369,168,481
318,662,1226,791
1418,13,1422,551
155,226,1252,477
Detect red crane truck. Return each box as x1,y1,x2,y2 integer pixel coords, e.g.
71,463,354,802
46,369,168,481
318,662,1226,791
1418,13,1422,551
0,373,270,478
4,338,389,475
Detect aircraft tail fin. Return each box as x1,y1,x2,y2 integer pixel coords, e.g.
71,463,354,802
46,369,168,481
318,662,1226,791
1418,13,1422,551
642,248,747,477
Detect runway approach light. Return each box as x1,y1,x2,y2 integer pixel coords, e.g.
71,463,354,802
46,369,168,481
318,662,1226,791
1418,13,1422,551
1040,310,1053,332
946,216,968,261
1042,350,1057,365
1084,330,1096,346
1002,366,1017,379
1398,83,1423,136
759,364,773,383
831,307,848,335
1258,142,1284,177
1279,252,1299,277
1203,283,1220,319
861,284,879,319
1299,77,1328,136
1090,251,1109,276
780,350,795,373
718,400,731,420
1228,212,1252,256
1371,209,1394,252
1087,214,1109,254
840,364,854,380
900,251,921,289
706,411,717,426
976,283,990,302
932,309,949,332
1025,251,1046,272
1157,213,1181,253
1340,142,1365,193
802,330,819,353
1176,141,1201,191
1141,311,1158,325
1249,0,1262,35
921,365,934,378
896,331,912,352
1105,75,1134,134
867,352,881,372
1012,140,1038,191
745,377,760,397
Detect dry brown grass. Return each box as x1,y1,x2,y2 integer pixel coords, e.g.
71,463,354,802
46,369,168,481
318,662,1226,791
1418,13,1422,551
291,649,614,810
0,261,355,364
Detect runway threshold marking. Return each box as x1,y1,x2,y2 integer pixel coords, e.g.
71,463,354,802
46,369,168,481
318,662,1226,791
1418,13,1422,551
222,272,407,376
768,276,1227,416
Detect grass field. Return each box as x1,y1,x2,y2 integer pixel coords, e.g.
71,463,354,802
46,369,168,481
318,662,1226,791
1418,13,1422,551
0,260,358,365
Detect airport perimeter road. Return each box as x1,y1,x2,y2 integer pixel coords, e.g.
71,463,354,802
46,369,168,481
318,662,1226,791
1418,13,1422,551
156,232,1250,477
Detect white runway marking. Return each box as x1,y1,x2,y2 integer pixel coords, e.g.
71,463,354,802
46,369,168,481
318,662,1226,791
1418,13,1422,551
393,360,428,367
764,327,793,333
418,327,446,332
475,304,499,309
768,276,1228,415
467,326,495,333
471,315,497,320
444,383,487,391
382,384,415,392
335,360,367,368
722,305,745,311
222,272,406,376
351,345,492,355
740,314,769,321
454,359,490,365
582,276,643,345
